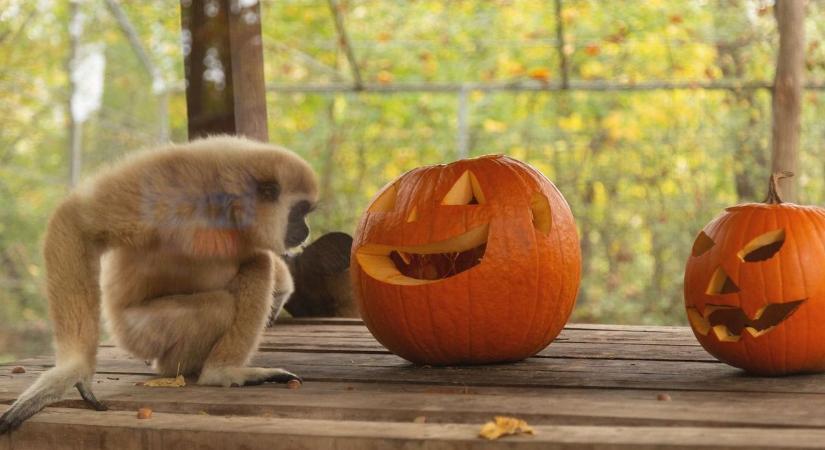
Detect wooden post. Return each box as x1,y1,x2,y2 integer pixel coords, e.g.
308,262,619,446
771,0,805,202
180,0,269,141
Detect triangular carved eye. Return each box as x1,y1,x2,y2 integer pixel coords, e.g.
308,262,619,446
442,171,485,205
368,184,398,213
691,231,715,257
706,266,740,295
738,229,785,262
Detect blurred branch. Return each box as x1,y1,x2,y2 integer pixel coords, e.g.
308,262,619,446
0,6,36,48
67,0,82,187
554,0,569,89
326,0,363,89
0,102,56,165
267,80,825,94
267,39,347,81
103,0,164,90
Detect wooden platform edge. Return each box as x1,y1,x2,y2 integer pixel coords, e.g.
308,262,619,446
2,406,825,450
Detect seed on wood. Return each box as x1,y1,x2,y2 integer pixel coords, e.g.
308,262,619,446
137,407,153,419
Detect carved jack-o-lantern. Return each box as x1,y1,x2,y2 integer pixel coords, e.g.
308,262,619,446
684,173,825,375
351,155,581,365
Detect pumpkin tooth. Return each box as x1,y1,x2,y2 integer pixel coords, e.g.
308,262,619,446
686,307,711,335
712,324,741,342
751,305,768,320
398,251,411,265
746,326,774,338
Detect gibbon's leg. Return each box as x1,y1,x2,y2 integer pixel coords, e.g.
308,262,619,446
267,255,295,326
198,251,301,387
0,201,106,434
115,291,235,377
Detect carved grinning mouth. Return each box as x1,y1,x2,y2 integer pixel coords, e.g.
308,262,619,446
389,244,486,281
355,224,488,286
687,300,805,342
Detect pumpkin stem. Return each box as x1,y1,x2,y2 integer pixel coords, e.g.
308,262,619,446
764,171,794,204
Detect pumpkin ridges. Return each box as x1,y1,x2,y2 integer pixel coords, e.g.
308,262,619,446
790,207,816,373
414,166,451,364
492,157,544,354
472,160,533,359
511,158,580,350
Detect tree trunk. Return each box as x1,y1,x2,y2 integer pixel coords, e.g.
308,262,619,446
771,0,805,202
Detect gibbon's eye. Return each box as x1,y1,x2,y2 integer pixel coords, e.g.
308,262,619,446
738,229,785,262
691,231,715,257
441,170,485,205
257,180,281,202
368,184,398,213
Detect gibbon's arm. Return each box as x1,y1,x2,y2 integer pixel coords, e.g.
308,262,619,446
0,199,108,434
0,136,319,434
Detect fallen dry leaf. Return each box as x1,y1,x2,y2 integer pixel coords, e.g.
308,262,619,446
142,375,186,388
11,366,25,374
479,416,535,440
137,407,153,419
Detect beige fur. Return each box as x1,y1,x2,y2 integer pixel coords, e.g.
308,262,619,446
0,136,318,433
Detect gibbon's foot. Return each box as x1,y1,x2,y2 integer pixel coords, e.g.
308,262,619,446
0,381,109,435
197,367,302,388
0,408,24,435
75,382,108,411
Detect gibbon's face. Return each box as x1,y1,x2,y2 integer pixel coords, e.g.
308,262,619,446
248,178,317,256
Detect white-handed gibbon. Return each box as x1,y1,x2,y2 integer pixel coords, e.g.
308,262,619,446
0,136,318,433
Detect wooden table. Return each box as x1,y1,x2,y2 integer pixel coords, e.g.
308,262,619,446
3,319,825,449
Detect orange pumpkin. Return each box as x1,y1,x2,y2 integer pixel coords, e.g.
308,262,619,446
684,173,825,375
351,155,581,365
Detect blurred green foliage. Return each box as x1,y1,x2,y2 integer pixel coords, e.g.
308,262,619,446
2,0,825,359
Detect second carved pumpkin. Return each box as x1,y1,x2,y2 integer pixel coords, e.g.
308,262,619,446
684,173,825,375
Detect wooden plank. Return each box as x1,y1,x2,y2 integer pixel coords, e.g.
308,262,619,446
8,345,825,396
181,0,268,141
275,319,695,333
4,370,825,430
266,325,695,341
4,406,825,450
6,322,825,448
254,340,717,363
